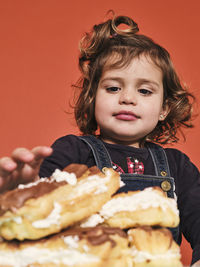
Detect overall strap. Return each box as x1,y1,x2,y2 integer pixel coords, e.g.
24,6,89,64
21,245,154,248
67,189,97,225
147,142,171,177
79,135,113,170
79,136,171,178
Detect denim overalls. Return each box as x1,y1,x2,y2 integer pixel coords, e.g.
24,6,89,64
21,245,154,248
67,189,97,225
79,135,180,243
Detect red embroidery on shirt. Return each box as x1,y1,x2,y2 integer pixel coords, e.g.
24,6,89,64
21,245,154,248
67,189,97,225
112,157,144,174
112,163,125,174
127,157,144,174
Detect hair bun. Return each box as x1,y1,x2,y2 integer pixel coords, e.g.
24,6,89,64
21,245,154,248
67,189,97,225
111,15,139,36
78,12,140,79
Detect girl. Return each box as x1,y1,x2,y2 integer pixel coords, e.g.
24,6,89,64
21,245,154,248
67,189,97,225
0,13,199,266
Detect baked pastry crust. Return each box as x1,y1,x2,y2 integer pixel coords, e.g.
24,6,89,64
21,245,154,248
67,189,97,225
128,226,182,267
0,164,120,240
100,187,180,228
0,226,131,267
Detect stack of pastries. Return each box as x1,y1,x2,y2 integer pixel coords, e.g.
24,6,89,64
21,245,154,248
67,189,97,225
0,164,182,266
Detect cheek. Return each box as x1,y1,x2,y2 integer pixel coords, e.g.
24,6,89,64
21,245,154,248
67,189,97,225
95,96,105,121
94,102,100,120
145,97,163,115
95,93,102,111
95,100,109,119
95,92,113,113
142,103,163,122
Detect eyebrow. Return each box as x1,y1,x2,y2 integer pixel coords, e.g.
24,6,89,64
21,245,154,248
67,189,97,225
100,77,123,84
136,78,160,88
100,77,161,88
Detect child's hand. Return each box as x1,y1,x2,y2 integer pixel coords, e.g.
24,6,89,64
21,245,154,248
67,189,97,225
0,146,53,193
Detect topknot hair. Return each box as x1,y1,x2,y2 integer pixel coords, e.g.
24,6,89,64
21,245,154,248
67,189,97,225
79,12,139,77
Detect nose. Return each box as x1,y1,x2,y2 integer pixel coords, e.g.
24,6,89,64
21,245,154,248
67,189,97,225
119,88,137,105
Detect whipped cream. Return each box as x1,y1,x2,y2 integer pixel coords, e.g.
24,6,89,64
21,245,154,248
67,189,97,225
18,169,77,190
81,214,104,227
18,177,50,189
130,245,181,262
80,187,179,227
68,172,111,198
0,216,23,226
100,187,179,219
13,216,22,224
63,235,79,248
32,201,61,228
0,247,100,267
51,169,77,185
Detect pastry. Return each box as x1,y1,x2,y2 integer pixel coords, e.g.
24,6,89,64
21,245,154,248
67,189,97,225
0,226,131,267
0,164,120,240
128,226,182,266
81,187,179,229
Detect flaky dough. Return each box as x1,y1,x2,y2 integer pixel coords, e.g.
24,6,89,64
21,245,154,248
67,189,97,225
0,226,131,267
128,226,182,267
100,187,180,229
0,165,120,240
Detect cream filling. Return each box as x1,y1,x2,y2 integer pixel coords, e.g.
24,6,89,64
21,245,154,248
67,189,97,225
130,245,180,262
81,214,105,227
0,247,100,266
100,187,179,219
0,201,62,229
32,202,61,228
13,216,22,224
82,187,179,226
18,177,51,189
18,169,78,190
31,171,114,229
51,169,77,185
4,169,119,230
0,216,23,226
68,171,112,198
63,235,79,248
62,235,90,252
19,169,113,198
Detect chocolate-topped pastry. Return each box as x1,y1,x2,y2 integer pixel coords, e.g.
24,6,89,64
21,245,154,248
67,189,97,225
0,164,120,241
0,226,131,267
0,164,91,215
128,226,182,267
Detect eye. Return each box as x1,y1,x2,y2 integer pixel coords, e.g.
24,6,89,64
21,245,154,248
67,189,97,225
138,88,152,95
106,87,121,93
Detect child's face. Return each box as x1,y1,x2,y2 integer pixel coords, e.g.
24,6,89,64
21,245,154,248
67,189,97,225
95,55,168,147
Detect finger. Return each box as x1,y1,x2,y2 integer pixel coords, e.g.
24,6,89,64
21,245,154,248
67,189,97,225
0,157,17,177
28,146,53,168
32,146,53,158
11,148,35,163
11,148,36,174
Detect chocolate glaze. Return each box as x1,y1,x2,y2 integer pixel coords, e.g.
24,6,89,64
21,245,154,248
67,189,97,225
0,164,101,215
63,164,88,177
58,226,127,247
0,180,66,215
3,226,127,248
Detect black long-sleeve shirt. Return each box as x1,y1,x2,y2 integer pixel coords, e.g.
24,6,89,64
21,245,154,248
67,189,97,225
39,134,200,265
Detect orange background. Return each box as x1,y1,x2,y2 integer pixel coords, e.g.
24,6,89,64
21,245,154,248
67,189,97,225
0,0,199,265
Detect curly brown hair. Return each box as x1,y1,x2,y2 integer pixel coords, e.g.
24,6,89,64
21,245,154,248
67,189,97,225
73,12,195,144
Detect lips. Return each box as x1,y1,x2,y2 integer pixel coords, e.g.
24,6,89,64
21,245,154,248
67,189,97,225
114,111,139,121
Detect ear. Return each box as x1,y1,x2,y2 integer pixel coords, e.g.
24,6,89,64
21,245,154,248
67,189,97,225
159,102,170,121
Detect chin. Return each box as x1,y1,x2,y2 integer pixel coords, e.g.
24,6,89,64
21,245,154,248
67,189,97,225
104,134,140,146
